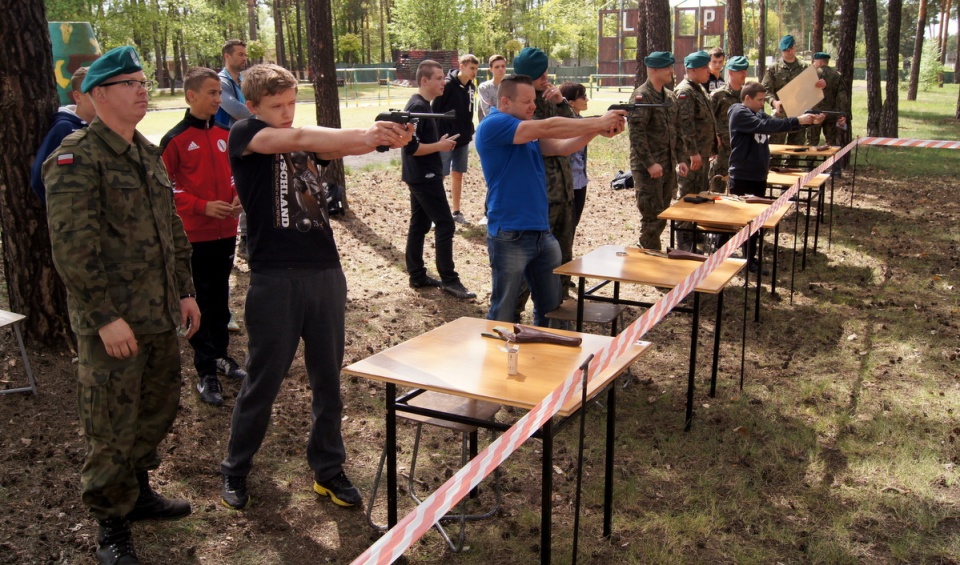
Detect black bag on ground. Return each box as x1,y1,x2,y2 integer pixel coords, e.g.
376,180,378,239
610,170,634,190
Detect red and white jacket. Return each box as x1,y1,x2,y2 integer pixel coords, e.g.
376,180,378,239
160,111,238,243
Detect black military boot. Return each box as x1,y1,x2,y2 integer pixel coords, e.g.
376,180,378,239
96,518,139,565
125,471,192,522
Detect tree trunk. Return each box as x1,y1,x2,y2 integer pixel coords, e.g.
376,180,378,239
881,0,902,137
295,0,304,76
836,0,859,113
728,0,743,56
635,0,649,86
647,0,671,52
812,0,824,52
758,0,766,78
306,0,347,205
379,0,386,63
0,0,73,347
955,0,960,83
274,0,287,68
863,0,882,136
248,0,258,41
907,0,928,100
939,1,951,66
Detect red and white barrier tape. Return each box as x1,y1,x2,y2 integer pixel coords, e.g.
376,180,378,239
353,137,866,565
858,137,960,149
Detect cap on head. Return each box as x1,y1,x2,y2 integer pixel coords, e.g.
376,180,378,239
644,51,675,69
81,46,143,93
813,52,831,60
779,35,795,51
684,50,710,69
726,56,750,71
512,47,549,78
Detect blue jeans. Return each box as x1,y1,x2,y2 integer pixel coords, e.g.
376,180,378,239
486,230,562,327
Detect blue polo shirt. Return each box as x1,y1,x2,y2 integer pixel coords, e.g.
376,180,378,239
474,108,549,235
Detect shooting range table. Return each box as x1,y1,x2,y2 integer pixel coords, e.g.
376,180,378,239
555,245,746,430
770,143,842,251
659,197,791,322
766,171,832,270
344,317,650,564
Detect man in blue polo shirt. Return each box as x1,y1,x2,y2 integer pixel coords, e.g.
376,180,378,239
474,75,626,327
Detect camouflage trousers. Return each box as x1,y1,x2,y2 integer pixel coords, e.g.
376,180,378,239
515,199,574,320
806,117,843,147
77,330,182,520
709,148,730,193
634,165,678,250
677,163,711,250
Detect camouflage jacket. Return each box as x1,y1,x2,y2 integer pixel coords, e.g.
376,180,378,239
43,118,195,336
675,78,716,159
762,58,808,114
711,85,742,151
628,79,685,172
811,65,848,112
533,89,576,204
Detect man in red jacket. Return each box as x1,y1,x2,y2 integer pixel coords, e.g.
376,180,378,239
161,67,247,406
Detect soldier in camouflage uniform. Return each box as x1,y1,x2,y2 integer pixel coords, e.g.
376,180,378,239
675,51,717,250
629,51,690,250
709,55,750,192
43,46,200,565
761,35,827,149
806,52,849,147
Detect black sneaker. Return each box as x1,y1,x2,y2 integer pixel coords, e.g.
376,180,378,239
747,261,770,276
221,474,250,510
314,471,362,507
442,281,476,300
452,212,469,225
410,275,442,289
236,236,248,261
197,374,223,406
96,518,139,564
216,356,247,380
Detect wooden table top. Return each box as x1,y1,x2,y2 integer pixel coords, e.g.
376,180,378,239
658,197,792,230
769,144,841,157
554,245,745,295
766,171,831,188
342,317,651,417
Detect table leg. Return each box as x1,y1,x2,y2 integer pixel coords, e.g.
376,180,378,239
710,290,723,398
812,186,823,255
541,419,554,565
801,190,812,270
754,231,763,323
386,382,398,527
603,385,616,537
576,277,586,332
685,292,700,431
669,220,676,249
828,172,835,248
771,224,780,297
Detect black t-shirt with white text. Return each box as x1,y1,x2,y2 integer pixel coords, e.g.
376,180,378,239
228,118,340,271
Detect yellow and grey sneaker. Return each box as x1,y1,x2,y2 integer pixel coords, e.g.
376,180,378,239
221,474,250,510
314,471,361,507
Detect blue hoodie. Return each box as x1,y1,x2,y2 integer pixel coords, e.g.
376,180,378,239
30,106,89,204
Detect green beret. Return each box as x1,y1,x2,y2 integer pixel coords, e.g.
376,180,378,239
81,46,143,93
513,47,548,79
813,52,831,60
727,56,749,71
684,50,710,69
779,35,795,51
644,51,675,69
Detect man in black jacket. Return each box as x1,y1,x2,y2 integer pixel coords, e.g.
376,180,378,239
402,60,476,299
432,54,479,224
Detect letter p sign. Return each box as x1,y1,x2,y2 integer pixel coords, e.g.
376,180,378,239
702,9,716,27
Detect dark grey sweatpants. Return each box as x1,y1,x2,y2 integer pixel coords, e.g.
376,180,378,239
221,267,347,482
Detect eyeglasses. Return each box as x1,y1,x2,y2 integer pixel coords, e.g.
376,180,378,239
99,79,154,90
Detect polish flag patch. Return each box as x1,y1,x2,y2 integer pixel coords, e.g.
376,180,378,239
57,153,74,166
